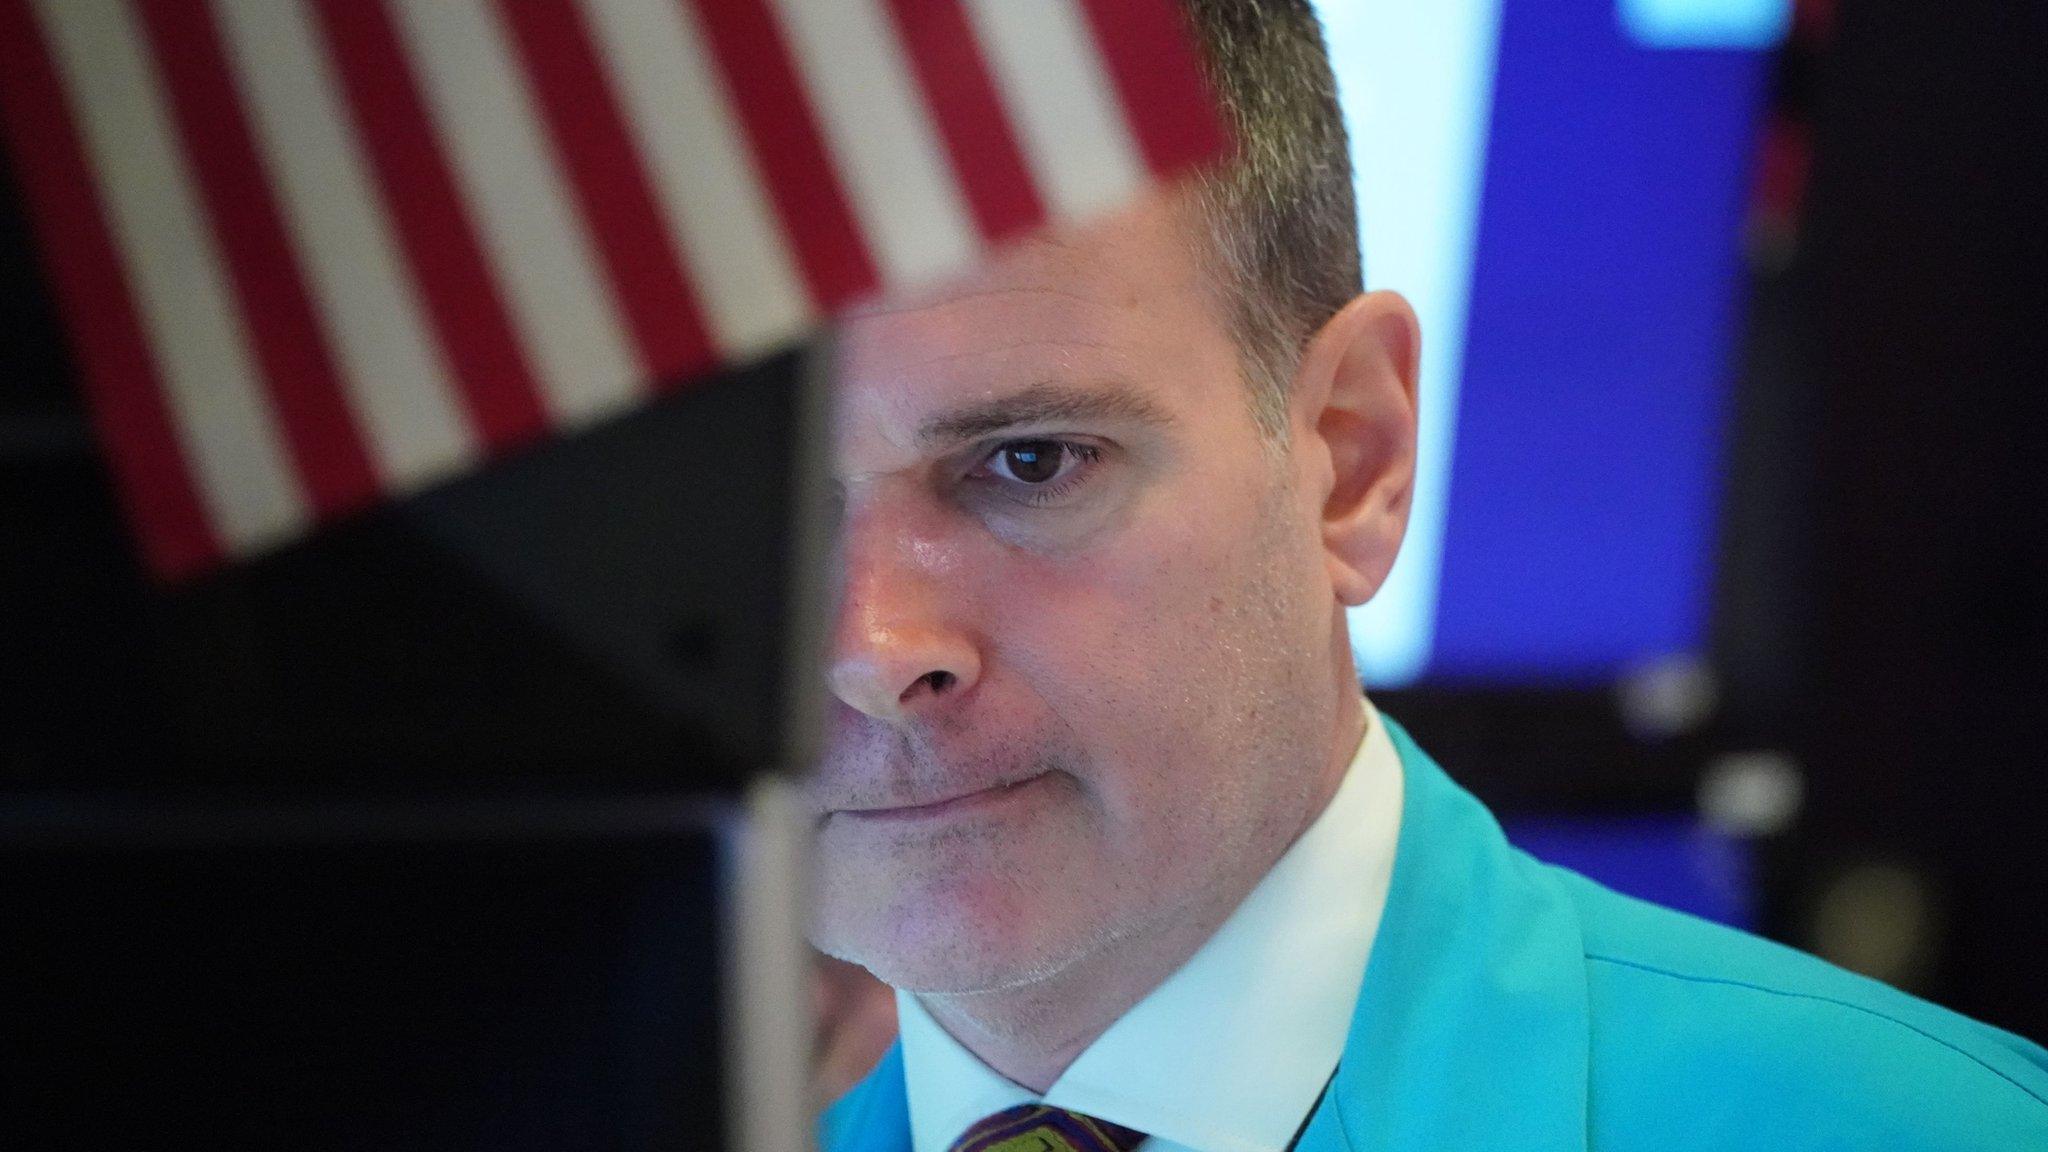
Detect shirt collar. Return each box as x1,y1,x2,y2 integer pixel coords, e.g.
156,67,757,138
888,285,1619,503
899,700,1404,1152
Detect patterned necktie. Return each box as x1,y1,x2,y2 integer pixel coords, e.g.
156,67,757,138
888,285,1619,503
947,1103,1147,1152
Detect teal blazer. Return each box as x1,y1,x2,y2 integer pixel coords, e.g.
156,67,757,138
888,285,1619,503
822,719,2048,1150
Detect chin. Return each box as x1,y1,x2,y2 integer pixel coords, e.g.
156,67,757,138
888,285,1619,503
855,928,1091,998
815,870,1097,995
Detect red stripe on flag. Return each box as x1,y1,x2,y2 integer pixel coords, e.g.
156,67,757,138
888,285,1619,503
687,0,876,310
1074,0,1230,177
496,0,715,390
0,0,221,578
881,0,1045,244
137,0,381,520
308,0,551,451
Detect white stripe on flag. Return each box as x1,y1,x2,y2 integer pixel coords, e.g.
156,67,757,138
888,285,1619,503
964,0,1149,221
32,0,306,551
212,0,478,491
580,0,811,360
388,0,640,429
766,0,979,289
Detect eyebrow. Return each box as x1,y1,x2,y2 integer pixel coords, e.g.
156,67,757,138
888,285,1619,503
915,382,1173,446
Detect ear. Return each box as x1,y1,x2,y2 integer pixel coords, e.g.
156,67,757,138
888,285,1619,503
1290,290,1420,607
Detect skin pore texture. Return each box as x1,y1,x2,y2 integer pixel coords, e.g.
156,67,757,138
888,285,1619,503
807,189,1420,1094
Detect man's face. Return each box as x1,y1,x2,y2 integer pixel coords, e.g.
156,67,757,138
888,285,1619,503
809,195,1347,995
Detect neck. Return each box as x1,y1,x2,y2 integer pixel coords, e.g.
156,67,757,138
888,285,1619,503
918,690,1368,1093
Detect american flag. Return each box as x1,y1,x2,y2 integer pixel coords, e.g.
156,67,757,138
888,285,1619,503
0,0,1224,579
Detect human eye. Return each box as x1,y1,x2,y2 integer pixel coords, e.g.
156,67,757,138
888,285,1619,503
971,438,1102,507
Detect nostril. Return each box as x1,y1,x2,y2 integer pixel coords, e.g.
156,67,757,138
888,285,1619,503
905,670,956,700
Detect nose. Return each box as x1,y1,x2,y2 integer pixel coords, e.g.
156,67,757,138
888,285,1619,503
826,508,982,723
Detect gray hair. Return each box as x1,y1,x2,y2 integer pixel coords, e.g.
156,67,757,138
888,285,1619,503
1177,0,1362,439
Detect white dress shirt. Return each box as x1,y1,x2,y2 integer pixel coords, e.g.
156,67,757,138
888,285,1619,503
897,699,1405,1152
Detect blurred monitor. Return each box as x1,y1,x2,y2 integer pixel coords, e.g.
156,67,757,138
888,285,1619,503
2,281,823,1150
1323,0,1787,686
3,812,729,1151
4,344,826,799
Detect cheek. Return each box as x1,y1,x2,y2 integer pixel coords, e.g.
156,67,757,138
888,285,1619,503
971,488,1312,839
975,525,1210,735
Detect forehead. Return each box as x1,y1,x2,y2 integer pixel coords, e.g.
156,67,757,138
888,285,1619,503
831,198,1241,466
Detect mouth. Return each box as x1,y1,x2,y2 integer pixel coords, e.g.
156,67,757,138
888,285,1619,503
832,771,1052,824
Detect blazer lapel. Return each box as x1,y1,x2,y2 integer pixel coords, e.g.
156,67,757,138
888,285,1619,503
1294,718,1592,1151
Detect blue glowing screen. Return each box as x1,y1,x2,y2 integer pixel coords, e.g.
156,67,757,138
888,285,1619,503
1324,0,1780,685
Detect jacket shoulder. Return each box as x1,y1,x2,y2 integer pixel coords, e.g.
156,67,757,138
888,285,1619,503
818,1043,911,1152
1551,864,2048,1150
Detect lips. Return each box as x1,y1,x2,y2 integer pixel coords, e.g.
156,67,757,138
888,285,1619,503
832,771,1051,823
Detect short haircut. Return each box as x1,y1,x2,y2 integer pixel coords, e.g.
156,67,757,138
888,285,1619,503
1177,0,1362,438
